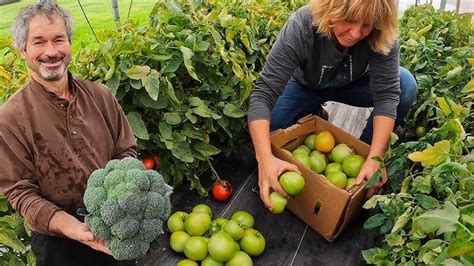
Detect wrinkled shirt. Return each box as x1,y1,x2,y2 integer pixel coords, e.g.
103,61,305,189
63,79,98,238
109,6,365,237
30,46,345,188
0,73,137,235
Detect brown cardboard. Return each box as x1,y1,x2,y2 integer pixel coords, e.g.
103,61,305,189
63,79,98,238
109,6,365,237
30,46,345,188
270,115,383,241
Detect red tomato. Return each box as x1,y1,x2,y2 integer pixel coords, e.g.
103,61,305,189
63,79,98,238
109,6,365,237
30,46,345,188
142,157,156,170
212,180,233,202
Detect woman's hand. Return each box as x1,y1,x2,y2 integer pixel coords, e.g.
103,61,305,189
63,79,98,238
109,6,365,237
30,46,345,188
257,154,300,211
355,155,387,198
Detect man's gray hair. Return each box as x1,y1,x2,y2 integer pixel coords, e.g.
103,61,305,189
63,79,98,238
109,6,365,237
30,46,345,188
11,0,73,50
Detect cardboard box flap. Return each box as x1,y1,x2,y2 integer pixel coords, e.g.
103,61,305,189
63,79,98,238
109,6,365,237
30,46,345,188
331,183,366,240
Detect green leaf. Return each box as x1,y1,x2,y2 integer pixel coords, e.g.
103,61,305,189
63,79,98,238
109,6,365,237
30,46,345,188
188,97,202,107
0,195,8,212
126,112,149,140
192,104,213,118
412,201,460,236
105,74,120,96
185,111,197,124
365,170,382,188
408,140,450,166
171,142,194,163
432,162,469,176
190,174,208,197
194,143,220,157
193,40,210,52
445,66,463,80
180,46,199,81
415,194,440,210
362,248,387,264
0,227,27,252
164,112,181,125
364,213,386,229
461,214,474,227
223,103,246,118
448,238,474,258
162,57,182,73
142,70,161,101
411,175,431,194
392,207,413,234
363,195,387,209
126,65,151,80
159,122,172,139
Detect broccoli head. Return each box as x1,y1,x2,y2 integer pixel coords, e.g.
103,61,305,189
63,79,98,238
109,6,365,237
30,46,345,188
83,157,173,260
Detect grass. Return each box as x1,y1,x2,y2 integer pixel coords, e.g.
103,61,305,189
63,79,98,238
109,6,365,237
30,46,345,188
0,0,157,54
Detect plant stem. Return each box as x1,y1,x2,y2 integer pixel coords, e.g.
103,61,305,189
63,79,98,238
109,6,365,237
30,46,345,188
206,158,221,181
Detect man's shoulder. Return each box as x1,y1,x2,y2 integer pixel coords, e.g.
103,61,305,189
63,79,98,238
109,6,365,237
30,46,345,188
0,82,33,123
73,76,112,97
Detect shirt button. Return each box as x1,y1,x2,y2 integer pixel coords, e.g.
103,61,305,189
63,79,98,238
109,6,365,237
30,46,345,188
72,130,77,135
69,116,73,119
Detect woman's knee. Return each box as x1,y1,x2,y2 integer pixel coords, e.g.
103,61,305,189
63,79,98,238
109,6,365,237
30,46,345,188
399,67,417,105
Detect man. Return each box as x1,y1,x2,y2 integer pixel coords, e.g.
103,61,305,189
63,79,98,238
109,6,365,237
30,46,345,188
0,2,137,265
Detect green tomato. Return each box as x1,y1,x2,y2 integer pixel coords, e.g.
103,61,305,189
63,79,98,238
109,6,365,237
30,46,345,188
184,212,211,236
239,229,266,257
184,236,208,261
177,259,198,266
230,211,255,229
293,153,311,168
330,143,354,163
167,211,187,233
309,154,327,174
324,163,342,176
192,204,213,217
209,217,228,236
345,178,356,190
279,171,305,196
269,192,287,214
224,219,245,240
304,134,317,150
170,231,190,253
208,231,237,262
201,256,224,266
342,155,365,178
326,172,348,189
225,251,253,266
415,126,427,138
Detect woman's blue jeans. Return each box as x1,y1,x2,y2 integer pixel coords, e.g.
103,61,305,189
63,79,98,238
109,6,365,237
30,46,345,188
270,67,417,144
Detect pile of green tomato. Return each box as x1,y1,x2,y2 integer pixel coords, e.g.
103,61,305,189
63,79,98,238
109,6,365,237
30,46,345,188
167,204,266,266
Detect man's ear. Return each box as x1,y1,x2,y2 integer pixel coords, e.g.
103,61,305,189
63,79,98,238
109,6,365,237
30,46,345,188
20,48,27,59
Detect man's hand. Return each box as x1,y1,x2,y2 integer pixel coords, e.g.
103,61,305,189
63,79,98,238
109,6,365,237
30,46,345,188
48,211,111,255
257,154,300,211
355,156,387,198
73,223,111,255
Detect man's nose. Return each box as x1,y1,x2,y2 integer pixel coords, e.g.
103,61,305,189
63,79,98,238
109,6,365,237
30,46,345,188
43,42,59,56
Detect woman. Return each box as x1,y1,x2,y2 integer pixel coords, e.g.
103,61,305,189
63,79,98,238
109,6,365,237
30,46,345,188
248,0,417,211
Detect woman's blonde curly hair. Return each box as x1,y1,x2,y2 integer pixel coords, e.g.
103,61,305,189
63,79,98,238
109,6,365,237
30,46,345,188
310,0,398,55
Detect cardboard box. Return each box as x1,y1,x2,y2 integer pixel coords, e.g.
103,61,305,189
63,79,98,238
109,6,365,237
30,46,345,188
270,115,381,241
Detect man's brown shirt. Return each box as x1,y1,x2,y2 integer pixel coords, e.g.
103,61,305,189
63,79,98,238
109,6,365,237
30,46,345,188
0,74,137,234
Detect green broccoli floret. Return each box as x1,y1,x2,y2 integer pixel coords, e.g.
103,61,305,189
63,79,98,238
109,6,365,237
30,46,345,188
106,235,149,261
83,187,106,214
84,215,111,240
83,157,173,261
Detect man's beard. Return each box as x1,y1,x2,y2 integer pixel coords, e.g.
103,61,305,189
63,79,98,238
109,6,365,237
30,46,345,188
38,56,68,81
